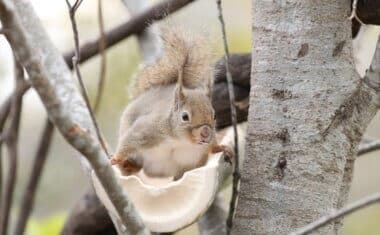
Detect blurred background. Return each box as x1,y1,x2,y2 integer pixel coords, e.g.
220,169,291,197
0,0,379,234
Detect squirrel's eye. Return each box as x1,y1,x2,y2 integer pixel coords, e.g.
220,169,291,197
181,111,190,122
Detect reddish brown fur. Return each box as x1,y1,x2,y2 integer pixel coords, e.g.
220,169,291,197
111,29,233,178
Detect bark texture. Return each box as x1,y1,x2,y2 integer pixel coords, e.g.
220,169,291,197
0,0,149,234
233,1,379,234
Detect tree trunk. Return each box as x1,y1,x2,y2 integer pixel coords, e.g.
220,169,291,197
233,1,379,234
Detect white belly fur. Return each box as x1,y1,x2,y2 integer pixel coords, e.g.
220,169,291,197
140,137,208,177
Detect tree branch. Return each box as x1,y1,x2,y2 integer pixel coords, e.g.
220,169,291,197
0,131,18,235
63,0,196,69
0,78,29,202
290,192,380,235
213,53,250,130
14,119,54,235
93,0,107,113
0,0,149,234
65,0,110,157
290,31,380,235
233,0,378,233
0,58,23,235
356,0,380,25
57,1,377,73
357,138,380,156
0,80,30,129
215,1,240,233
349,0,365,25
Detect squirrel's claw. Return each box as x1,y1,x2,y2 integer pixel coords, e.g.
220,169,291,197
110,156,142,176
222,146,234,165
211,144,234,165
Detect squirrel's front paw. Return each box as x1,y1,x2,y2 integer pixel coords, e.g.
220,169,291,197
110,156,142,176
222,146,234,165
211,144,234,165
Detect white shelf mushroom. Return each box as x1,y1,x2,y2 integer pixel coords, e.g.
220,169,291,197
92,123,247,233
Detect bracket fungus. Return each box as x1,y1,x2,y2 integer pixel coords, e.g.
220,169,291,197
92,123,247,233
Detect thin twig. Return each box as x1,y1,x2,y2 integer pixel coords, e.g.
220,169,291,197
93,0,107,113
0,139,2,206
349,0,365,25
290,192,380,235
14,119,54,235
0,102,5,227
0,59,23,235
1,96,10,211
65,0,110,156
0,80,30,129
0,86,11,201
357,139,380,156
63,0,196,69
215,0,239,233
0,138,18,235
72,0,84,12
0,57,29,207
0,79,30,199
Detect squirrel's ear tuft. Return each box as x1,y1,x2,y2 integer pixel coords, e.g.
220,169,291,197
174,68,186,108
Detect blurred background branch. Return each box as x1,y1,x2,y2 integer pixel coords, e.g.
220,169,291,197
0,57,24,235
93,0,107,114
63,0,196,69
14,120,54,235
291,192,380,235
65,0,110,157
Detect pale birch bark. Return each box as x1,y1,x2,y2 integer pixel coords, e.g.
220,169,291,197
0,0,149,234
233,1,380,234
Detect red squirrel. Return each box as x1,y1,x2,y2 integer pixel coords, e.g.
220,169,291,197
111,29,233,180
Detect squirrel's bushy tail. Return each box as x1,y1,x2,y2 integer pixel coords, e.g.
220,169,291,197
131,28,214,98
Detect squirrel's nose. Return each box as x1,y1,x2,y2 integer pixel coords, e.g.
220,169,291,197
200,126,211,139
